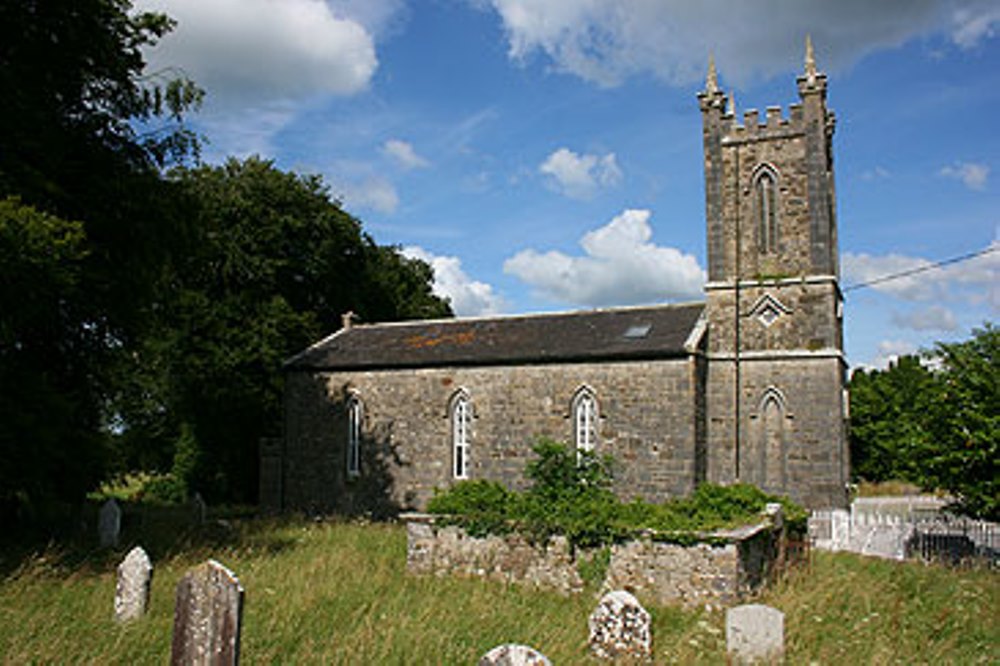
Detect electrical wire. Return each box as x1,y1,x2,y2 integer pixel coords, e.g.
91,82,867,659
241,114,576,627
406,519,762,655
842,244,997,293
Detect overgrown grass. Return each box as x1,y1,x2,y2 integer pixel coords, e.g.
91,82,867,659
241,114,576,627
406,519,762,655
1,518,996,664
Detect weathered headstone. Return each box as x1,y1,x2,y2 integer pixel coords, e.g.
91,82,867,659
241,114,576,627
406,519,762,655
115,546,153,622
588,589,651,660
726,603,784,664
191,492,207,524
171,559,244,666
478,643,551,666
98,498,121,548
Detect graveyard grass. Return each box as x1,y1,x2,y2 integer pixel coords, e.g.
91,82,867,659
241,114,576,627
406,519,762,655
0,518,997,664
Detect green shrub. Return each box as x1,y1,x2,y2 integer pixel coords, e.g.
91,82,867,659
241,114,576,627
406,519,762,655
427,439,806,548
427,480,512,537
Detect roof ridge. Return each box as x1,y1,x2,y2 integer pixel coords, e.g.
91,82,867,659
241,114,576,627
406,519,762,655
351,299,707,331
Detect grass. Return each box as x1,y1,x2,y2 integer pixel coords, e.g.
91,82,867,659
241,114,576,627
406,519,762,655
1,516,997,664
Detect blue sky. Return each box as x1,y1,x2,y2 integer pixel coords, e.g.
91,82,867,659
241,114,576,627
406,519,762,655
138,0,999,369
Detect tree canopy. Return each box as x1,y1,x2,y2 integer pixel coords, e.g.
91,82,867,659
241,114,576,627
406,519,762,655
849,325,998,520
0,2,450,525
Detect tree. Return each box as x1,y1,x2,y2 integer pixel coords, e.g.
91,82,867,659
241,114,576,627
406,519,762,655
848,355,937,482
919,325,998,520
0,0,200,524
112,158,451,502
849,326,998,520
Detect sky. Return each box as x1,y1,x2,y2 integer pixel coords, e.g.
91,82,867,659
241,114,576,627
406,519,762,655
136,0,999,369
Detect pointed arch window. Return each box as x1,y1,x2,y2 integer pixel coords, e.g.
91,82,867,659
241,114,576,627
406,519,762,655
451,392,472,479
754,166,779,254
346,395,363,477
572,387,598,454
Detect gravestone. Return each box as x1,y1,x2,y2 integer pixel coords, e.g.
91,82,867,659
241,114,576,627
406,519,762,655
478,643,551,666
191,492,207,524
171,559,244,666
98,498,121,548
588,590,651,660
726,603,784,664
115,546,153,622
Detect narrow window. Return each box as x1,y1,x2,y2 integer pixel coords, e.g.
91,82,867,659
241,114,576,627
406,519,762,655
756,169,778,254
572,388,598,454
346,395,362,476
451,394,471,479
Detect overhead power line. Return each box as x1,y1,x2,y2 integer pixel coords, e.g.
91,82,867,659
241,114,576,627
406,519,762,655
842,244,997,293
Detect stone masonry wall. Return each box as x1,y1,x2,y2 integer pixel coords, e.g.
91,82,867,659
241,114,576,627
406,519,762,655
405,511,785,609
282,357,702,514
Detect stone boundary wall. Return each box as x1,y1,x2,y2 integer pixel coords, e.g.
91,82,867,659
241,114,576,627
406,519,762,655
404,506,786,608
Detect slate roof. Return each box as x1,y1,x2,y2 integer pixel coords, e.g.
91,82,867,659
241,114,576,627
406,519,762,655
285,302,706,371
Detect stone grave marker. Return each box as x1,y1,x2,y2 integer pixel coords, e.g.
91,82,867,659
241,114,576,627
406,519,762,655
588,589,651,660
478,643,551,666
171,559,244,666
726,603,784,664
115,546,153,622
191,492,207,524
98,498,121,548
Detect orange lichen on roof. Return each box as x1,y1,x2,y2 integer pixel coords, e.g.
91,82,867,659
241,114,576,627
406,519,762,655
403,329,476,349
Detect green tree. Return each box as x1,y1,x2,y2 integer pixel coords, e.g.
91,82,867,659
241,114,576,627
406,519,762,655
113,158,451,502
0,0,200,524
848,355,937,482
919,325,998,520
849,326,998,520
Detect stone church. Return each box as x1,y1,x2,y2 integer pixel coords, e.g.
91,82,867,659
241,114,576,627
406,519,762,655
264,47,849,514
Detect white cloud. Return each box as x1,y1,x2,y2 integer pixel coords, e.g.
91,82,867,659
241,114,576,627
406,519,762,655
951,3,1000,47
382,139,430,170
843,242,999,311
504,209,705,306
481,1,999,87
939,161,990,190
403,247,505,317
867,339,920,370
539,148,622,199
328,176,399,214
890,305,959,331
137,0,379,107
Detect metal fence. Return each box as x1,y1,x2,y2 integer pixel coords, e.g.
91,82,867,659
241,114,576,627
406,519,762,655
906,514,999,567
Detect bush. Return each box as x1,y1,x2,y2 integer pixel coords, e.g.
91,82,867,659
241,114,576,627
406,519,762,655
428,439,805,549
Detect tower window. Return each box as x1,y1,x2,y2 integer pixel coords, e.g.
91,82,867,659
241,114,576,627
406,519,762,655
572,387,598,454
755,168,779,254
451,392,471,479
346,395,363,477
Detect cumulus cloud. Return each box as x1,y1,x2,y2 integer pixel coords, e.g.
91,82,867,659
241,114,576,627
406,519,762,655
504,209,705,306
939,161,990,190
137,0,379,107
480,0,999,87
890,305,959,331
539,148,622,199
843,242,999,311
403,247,505,316
382,139,431,170
328,176,399,214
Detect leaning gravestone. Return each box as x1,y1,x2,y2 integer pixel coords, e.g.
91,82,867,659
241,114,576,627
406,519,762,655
171,559,244,666
588,590,652,660
478,643,552,666
98,498,122,548
115,546,153,622
726,603,784,664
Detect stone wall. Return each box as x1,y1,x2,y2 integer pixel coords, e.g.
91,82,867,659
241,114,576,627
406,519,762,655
404,508,786,609
281,357,703,514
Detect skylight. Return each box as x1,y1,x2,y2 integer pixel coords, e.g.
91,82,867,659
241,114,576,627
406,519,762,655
623,324,652,339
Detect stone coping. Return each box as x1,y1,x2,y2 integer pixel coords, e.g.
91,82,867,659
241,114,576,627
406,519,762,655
400,509,779,545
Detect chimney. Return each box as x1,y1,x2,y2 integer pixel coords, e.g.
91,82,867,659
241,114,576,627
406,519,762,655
341,311,358,331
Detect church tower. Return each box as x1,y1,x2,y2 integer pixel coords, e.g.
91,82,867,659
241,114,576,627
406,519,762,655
699,40,848,508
